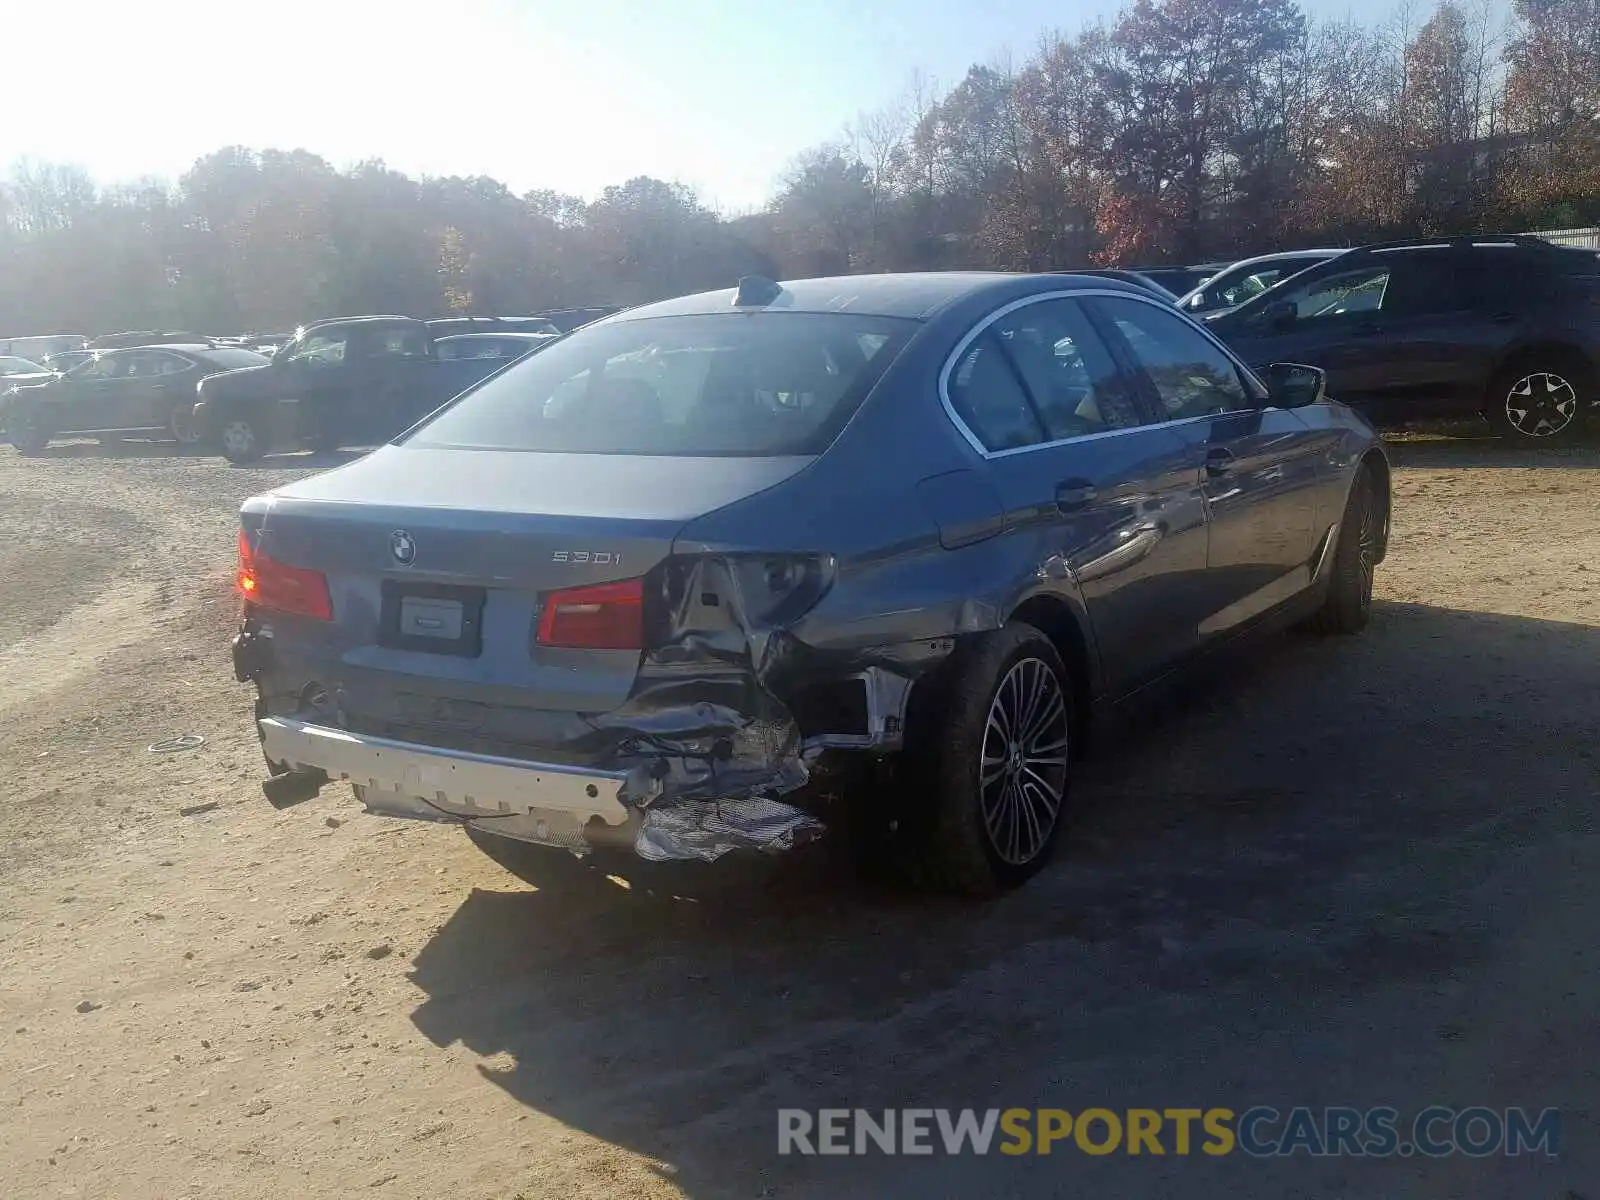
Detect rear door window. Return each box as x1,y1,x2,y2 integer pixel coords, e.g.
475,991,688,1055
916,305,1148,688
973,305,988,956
991,298,1148,438
1374,250,1476,317
124,350,192,377
409,312,912,456
370,328,431,360
946,332,1046,451
69,352,129,381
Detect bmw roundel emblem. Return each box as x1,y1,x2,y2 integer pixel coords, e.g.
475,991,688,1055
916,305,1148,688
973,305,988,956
390,529,417,566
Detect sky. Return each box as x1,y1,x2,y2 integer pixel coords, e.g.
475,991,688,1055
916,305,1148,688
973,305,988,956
5,0,1441,214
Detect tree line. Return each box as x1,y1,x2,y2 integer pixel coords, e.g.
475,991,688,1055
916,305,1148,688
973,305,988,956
2,0,1596,336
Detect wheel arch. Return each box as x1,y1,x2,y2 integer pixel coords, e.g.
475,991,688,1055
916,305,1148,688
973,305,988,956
1482,340,1598,411
1005,591,1096,759
1358,448,1392,563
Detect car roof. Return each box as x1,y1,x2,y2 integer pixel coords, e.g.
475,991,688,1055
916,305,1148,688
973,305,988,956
301,315,420,331
106,343,215,354
1220,249,1347,269
606,272,1154,323
434,331,554,342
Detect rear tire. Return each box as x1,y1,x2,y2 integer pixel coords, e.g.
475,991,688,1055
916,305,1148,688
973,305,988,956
220,416,263,463
9,416,48,455
903,622,1074,897
1487,356,1591,444
169,403,201,445
1306,462,1379,635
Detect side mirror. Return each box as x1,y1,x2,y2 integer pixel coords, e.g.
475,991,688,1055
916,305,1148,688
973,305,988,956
1265,362,1326,408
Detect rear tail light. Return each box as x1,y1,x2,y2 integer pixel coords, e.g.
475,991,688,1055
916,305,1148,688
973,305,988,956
237,529,333,621
536,577,643,650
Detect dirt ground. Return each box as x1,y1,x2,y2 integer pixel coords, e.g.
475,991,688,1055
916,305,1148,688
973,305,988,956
1,435,1596,1200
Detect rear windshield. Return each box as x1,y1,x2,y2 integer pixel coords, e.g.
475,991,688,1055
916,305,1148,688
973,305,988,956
406,312,913,456
197,348,271,370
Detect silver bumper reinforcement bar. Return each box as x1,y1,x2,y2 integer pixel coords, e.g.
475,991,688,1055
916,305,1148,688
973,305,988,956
257,716,632,829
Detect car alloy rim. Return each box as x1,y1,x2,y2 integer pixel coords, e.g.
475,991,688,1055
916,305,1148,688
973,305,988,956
222,421,255,454
980,656,1070,866
1504,372,1577,438
1356,485,1378,610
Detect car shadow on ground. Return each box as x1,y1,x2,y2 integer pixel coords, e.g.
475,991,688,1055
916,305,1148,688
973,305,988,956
30,438,209,460
406,601,1600,1198
1385,433,1600,469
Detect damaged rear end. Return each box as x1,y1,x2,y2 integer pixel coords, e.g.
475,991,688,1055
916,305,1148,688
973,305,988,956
234,304,929,863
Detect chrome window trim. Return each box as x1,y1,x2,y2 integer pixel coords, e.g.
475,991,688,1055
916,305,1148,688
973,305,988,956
937,286,1270,461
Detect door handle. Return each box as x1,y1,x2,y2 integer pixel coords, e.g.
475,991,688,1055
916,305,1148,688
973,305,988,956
1056,479,1098,511
1351,321,1380,337
1205,447,1235,478
1489,312,1516,325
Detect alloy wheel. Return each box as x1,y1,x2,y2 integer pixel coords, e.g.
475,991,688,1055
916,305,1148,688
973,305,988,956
222,420,256,457
1356,484,1378,614
170,407,201,445
9,414,47,454
979,656,1070,866
1504,372,1577,439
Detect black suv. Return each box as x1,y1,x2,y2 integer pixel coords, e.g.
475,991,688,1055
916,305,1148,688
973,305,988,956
1209,236,1600,441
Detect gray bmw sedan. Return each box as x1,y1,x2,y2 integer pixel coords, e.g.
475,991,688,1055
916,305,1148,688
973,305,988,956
232,271,1389,896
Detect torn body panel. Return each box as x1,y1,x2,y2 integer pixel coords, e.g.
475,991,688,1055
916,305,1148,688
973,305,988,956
238,552,962,860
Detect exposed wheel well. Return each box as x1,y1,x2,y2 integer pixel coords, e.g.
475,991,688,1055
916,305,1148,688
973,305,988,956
1008,594,1093,758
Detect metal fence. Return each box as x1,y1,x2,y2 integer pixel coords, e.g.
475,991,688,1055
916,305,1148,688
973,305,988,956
1528,226,1600,249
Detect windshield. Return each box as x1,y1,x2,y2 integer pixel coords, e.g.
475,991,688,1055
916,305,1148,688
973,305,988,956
0,356,48,376
1188,256,1333,313
407,312,913,457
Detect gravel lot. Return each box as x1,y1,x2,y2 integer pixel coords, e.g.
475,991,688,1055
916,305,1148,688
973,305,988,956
1,437,1596,1199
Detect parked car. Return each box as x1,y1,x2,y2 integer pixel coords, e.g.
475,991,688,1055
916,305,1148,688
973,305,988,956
0,333,88,361
192,315,520,463
0,355,56,389
231,271,1389,896
1208,235,1600,441
1133,263,1228,297
425,315,562,338
528,306,625,332
248,334,292,358
1072,269,1180,301
433,332,557,361
88,330,214,351
2,345,269,453
1177,249,1346,318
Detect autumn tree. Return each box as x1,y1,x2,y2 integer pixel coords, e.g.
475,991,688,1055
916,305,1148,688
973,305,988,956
3,0,1598,335
1092,0,1306,260
1500,0,1600,223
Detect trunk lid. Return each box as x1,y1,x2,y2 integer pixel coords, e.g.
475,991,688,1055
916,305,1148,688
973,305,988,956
244,444,811,714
